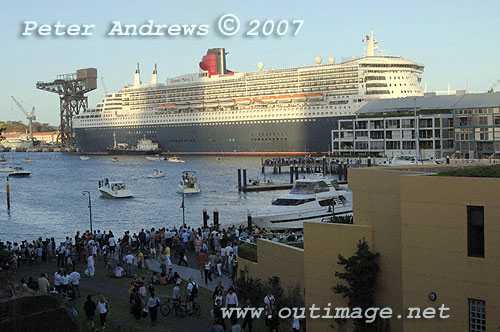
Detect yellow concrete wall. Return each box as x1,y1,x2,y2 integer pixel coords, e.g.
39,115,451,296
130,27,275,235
303,222,373,332
349,168,426,331
400,175,500,332
238,239,305,296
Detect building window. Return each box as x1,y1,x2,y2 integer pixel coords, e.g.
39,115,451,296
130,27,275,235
469,298,486,332
467,206,484,258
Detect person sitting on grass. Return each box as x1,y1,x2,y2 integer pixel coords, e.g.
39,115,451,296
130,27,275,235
151,272,160,285
115,264,126,278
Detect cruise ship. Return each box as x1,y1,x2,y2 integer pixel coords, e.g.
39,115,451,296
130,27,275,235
73,31,424,155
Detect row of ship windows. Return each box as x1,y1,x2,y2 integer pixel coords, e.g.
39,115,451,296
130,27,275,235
250,137,288,142
83,118,318,130
78,112,350,125
80,106,353,121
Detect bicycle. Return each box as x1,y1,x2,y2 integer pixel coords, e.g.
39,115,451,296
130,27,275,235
160,297,200,318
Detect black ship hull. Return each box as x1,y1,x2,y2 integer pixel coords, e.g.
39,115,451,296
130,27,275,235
75,116,352,155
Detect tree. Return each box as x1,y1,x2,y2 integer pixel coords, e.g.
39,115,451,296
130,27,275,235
333,239,380,332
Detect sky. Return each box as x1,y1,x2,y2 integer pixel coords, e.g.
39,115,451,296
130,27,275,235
1,0,499,125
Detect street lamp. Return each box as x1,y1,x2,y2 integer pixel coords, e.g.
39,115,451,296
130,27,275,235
82,191,93,233
180,192,186,227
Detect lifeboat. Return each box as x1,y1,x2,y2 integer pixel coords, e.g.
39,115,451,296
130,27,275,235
261,96,277,103
190,102,203,109
154,103,176,108
236,98,251,105
204,100,219,108
290,94,307,102
220,99,236,107
276,95,292,103
177,102,189,109
306,93,324,101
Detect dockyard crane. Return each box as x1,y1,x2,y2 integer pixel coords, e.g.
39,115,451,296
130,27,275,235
36,68,97,148
488,79,500,93
11,96,36,142
101,77,108,95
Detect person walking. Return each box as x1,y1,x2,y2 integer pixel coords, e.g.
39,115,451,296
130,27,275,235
37,273,50,293
97,295,109,332
87,254,95,278
124,251,135,277
130,288,143,320
69,268,81,298
242,298,254,332
147,292,161,326
84,294,96,332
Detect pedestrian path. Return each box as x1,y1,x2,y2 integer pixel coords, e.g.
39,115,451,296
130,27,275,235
144,257,233,292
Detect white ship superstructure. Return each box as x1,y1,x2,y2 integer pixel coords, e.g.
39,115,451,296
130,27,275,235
73,30,424,154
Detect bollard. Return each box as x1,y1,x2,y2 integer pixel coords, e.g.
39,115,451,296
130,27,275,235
6,177,10,211
242,169,247,188
247,213,253,229
290,166,294,184
237,169,242,191
203,209,209,228
213,209,219,230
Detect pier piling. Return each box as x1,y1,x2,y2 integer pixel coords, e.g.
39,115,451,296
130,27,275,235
242,169,247,189
290,166,294,184
237,169,242,191
6,177,10,211
203,209,209,228
213,209,219,230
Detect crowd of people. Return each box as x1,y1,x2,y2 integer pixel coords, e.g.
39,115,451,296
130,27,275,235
0,223,303,331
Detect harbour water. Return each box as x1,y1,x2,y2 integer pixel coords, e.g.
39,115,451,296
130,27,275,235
0,152,346,242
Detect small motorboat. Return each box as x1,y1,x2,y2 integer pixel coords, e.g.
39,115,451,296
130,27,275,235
179,171,200,194
8,168,31,178
111,157,119,162
98,180,133,198
147,170,165,178
0,155,7,164
168,156,185,163
145,154,165,161
80,155,90,160
23,157,32,163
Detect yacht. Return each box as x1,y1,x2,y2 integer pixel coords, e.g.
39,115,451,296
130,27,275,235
179,171,200,194
98,181,133,198
377,156,439,166
251,178,352,230
80,155,90,160
168,156,185,163
145,154,165,161
147,170,165,178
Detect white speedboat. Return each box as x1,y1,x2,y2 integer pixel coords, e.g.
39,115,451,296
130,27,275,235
145,154,165,161
23,157,32,163
98,181,133,198
147,170,165,178
377,156,439,166
111,157,119,162
179,171,200,194
0,167,16,173
0,155,7,164
168,156,185,163
8,168,31,178
80,155,90,160
251,178,352,230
